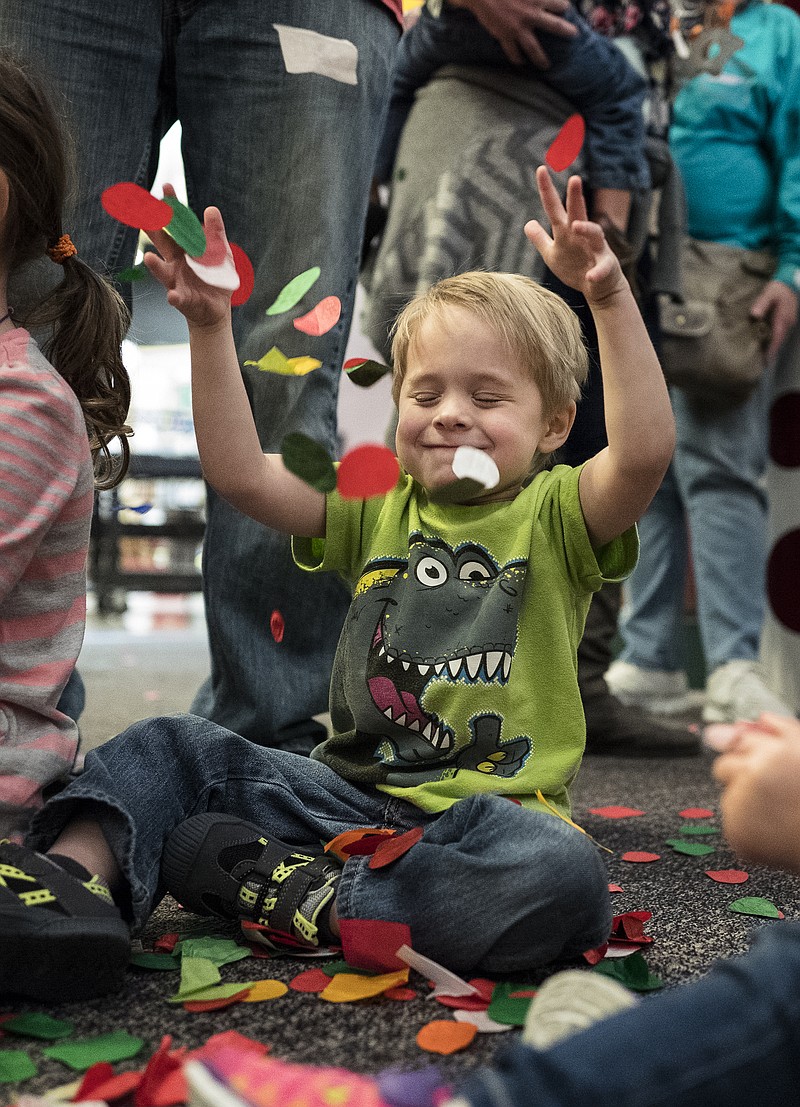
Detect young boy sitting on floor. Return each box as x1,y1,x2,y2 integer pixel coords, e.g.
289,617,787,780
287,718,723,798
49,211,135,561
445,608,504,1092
0,167,674,1002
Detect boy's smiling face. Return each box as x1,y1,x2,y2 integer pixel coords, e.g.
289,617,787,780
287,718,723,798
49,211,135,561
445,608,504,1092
395,306,569,502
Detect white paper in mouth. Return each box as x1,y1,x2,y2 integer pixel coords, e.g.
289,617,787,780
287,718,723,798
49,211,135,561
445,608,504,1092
274,25,358,86
451,446,499,490
185,252,241,292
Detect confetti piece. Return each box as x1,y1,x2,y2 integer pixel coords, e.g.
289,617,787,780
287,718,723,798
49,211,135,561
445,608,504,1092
320,968,409,1003
451,446,499,491
679,824,721,836
339,919,413,974
182,987,253,1012
320,959,376,977
3,1012,74,1040
593,951,663,992
129,951,181,971
266,266,321,315
289,968,331,993
487,982,535,1026
343,357,392,387
293,295,342,336
679,807,715,819
230,243,255,307
588,806,645,819
163,194,207,257
377,1065,446,1107
185,250,241,292
101,182,172,231
74,1063,141,1103
274,24,359,85
178,936,255,967
610,911,653,945
325,827,396,860
608,883,624,893
241,979,289,1002
384,986,417,1001
190,1030,270,1062
583,944,608,965
369,826,424,870
416,1020,477,1055
621,851,661,863
0,1050,38,1082
705,869,749,884
397,945,479,999
337,444,400,500
545,113,586,172
289,355,323,375
665,838,716,857
43,1031,144,1071
729,897,783,919
281,431,337,493
174,955,220,1000
453,1009,513,1034
270,610,285,643
136,1035,187,1107
117,263,149,282
244,346,319,376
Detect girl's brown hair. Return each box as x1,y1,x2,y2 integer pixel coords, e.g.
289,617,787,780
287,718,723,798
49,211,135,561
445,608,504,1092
0,50,132,489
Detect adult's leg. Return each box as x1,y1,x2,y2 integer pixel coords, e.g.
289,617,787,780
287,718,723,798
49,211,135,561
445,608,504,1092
452,922,800,1106
175,0,398,749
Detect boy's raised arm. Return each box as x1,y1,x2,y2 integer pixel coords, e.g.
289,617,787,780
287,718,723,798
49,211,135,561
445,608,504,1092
145,199,326,539
525,167,675,548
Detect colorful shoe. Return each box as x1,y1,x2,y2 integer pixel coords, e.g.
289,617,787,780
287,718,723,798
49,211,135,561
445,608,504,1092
0,841,129,1001
161,813,341,953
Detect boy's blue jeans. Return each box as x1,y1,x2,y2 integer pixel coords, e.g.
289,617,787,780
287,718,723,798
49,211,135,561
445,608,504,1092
455,920,800,1105
375,2,650,191
27,714,612,976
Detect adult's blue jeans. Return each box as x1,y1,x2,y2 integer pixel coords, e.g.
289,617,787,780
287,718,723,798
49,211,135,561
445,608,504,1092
454,921,800,1105
0,1,399,750
27,713,612,975
618,378,770,674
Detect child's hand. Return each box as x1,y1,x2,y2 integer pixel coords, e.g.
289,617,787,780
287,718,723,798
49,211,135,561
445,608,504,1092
144,185,234,329
525,167,626,305
712,713,800,874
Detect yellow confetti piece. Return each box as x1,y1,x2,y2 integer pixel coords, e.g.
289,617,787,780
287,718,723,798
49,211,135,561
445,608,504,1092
320,968,409,1003
241,978,289,1002
244,347,321,376
286,355,322,375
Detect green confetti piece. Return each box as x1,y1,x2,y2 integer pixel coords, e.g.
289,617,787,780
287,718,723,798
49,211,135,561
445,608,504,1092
163,195,207,258
343,358,392,388
175,955,221,999
3,1012,74,1040
729,896,782,918
321,959,377,977
0,1050,38,1082
487,981,536,1026
178,936,252,968
117,263,149,282
129,951,181,971
168,981,256,1004
281,432,337,494
679,824,721,836
593,951,663,992
266,266,321,315
43,1030,144,1071
665,838,717,856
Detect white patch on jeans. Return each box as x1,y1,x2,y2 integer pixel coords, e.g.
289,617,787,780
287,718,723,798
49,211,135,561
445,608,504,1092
274,25,358,86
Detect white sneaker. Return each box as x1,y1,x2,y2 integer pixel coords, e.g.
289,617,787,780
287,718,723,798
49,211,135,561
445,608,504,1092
703,660,795,723
605,660,705,717
522,970,638,1050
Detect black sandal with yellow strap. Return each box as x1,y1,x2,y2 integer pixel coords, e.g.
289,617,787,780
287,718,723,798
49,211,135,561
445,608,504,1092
0,841,130,1001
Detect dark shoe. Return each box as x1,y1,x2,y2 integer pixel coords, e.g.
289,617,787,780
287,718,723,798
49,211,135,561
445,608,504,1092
0,841,129,1002
161,813,341,952
584,690,701,756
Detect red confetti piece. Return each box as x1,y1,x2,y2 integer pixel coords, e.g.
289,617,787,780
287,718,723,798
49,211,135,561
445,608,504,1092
621,851,661,863
244,942,274,959
384,986,417,1001
344,357,368,370
183,987,251,1012
705,869,750,884
289,968,333,993
293,295,342,336
583,944,608,965
153,932,180,953
270,610,285,643
190,1031,269,1061
136,1035,187,1107
101,182,172,232
588,806,645,819
338,918,412,974
230,242,255,307
608,883,624,893
74,1063,141,1102
545,113,586,173
337,444,400,500
508,989,538,999
435,992,490,1012
611,910,653,945
369,825,424,870
680,807,715,819
343,833,396,857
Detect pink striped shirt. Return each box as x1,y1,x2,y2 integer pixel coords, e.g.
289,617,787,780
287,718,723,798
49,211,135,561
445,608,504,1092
0,329,94,841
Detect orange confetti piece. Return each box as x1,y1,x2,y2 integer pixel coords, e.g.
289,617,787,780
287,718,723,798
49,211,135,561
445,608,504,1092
369,826,424,869
241,979,288,1002
325,827,395,862
320,968,409,1003
545,113,586,172
416,1019,478,1055
621,851,661,863
293,295,342,336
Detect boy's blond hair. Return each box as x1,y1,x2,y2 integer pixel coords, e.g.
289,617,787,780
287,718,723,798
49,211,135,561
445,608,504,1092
391,271,588,417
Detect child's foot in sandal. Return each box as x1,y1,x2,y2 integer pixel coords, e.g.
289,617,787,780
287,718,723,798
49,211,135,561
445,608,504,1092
161,812,342,953
0,840,129,1001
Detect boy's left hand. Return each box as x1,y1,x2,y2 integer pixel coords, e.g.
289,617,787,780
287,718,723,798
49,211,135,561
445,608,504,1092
525,167,626,305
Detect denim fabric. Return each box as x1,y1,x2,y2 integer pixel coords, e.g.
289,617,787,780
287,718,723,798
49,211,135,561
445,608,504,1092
28,713,612,975
0,0,399,749
455,921,800,1106
375,3,650,191
619,377,770,673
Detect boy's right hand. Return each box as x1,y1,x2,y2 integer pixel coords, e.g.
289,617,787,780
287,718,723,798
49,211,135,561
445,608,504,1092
144,185,234,330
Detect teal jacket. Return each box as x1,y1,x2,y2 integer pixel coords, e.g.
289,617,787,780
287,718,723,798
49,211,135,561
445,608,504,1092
670,0,800,289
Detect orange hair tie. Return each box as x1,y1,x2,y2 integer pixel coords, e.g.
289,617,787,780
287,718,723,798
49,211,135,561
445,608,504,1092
46,233,78,264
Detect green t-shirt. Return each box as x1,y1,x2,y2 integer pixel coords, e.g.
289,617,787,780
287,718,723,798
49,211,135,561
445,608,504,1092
293,464,638,817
